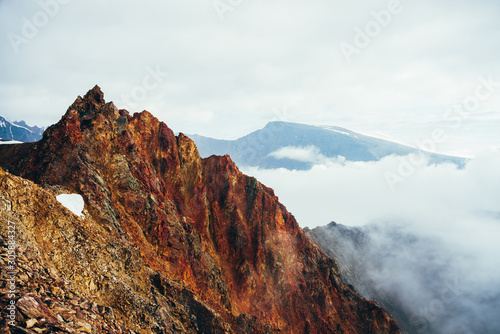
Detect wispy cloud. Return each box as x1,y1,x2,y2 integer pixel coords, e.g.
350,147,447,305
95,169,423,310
243,151,500,229
268,145,346,165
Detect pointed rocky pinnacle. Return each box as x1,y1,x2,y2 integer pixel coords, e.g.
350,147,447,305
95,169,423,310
66,85,107,118
83,85,105,105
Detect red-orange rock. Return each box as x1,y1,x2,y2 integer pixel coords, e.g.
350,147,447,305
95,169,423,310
0,86,399,333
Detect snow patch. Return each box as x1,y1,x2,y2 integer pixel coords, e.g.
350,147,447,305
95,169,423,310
320,126,358,138
56,194,85,216
0,139,22,144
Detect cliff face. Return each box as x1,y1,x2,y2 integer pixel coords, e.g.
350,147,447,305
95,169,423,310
0,86,399,333
306,221,492,334
305,222,407,330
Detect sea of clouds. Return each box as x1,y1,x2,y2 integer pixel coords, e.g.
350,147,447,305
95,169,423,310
244,148,500,333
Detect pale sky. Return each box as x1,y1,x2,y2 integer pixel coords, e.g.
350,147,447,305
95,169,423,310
1,0,500,156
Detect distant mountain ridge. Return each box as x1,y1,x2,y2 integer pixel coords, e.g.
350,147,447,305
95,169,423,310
0,114,43,142
190,122,466,170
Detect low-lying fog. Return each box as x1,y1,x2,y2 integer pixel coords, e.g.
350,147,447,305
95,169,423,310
244,150,500,333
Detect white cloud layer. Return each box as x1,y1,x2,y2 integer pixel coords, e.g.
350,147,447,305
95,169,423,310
245,152,500,332
268,145,346,164
269,146,322,163
244,152,500,229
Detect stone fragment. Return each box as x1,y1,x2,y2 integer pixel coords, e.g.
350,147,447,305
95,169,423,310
16,295,58,324
26,318,37,329
75,320,92,333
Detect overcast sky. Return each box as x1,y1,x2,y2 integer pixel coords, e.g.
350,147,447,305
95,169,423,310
1,0,500,156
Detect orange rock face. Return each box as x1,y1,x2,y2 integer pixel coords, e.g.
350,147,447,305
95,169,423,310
0,86,399,333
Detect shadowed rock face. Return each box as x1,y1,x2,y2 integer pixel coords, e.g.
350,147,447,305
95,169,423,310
0,86,400,333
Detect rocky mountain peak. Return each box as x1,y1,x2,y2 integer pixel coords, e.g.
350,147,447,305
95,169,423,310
65,85,115,120
0,86,400,333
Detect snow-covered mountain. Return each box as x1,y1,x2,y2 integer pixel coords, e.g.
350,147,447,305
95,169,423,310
190,122,466,170
0,115,43,142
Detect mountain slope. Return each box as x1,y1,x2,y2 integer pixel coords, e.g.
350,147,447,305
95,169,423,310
306,222,412,332
0,86,399,333
190,122,466,170
306,222,500,334
0,115,43,142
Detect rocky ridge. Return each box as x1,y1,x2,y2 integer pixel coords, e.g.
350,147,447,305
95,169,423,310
0,86,400,333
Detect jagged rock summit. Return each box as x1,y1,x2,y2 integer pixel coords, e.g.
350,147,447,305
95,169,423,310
0,86,400,333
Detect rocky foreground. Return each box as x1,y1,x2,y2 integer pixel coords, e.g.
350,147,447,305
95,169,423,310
0,86,399,333
0,233,129,333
